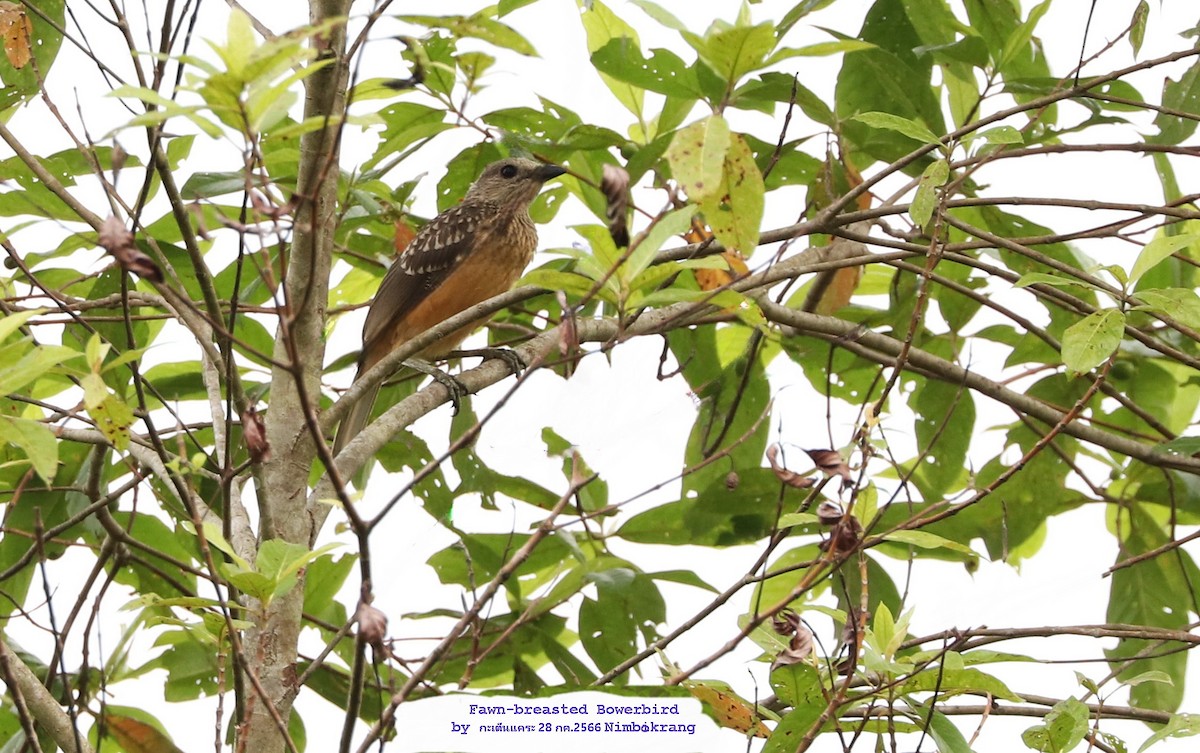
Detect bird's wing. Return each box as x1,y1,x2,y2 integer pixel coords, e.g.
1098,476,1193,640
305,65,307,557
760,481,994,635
361,200,497,350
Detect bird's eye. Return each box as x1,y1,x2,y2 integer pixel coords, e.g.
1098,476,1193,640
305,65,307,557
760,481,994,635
500,164,519,179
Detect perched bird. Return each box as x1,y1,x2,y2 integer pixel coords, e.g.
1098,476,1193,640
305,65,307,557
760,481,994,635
334,157,566,455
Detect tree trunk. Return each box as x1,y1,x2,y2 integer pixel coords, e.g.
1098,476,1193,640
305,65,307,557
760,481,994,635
245,1,350,749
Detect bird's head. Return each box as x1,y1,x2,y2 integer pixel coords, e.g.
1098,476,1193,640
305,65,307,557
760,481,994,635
464,157,566,209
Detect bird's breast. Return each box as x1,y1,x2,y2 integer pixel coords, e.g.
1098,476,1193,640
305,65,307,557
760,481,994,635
390,213,538,357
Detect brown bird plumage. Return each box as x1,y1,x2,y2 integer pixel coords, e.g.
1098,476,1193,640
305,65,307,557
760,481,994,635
334,157,565,456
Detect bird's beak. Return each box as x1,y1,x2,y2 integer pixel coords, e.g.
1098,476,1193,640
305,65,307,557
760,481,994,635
534,164,567,183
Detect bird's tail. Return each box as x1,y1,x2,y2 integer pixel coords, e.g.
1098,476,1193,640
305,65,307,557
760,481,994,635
332,372,381,461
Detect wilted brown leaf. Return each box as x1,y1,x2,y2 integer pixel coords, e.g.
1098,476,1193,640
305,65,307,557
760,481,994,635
802,235,870,315
805,448,852,488
241,407,270,463
816,500,844,526
98,215,162,282
766,444,816,489
393,217,417,254
771,613,816,669
103,711,186,753
356,599,389,653
0,2,33,70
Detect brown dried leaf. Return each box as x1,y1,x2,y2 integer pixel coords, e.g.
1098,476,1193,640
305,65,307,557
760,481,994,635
805,448,852,488
771,608,801,636
820,512,863,553
772,618,815,669
393,217,417,255
241,407,271,463
102,711,186,753
98,215,162,282
766,444,816,489
816,500,843,526
0,2,33,70
356,600,389,652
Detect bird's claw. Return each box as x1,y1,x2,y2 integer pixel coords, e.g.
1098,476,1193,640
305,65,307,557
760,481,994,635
449,347,527,375
403,358,469,415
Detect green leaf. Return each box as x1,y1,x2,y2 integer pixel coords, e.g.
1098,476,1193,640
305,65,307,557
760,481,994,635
852,110,941,145
1129,234,1200,285
2,417,58,484
882,530,977,559
1022,697,1088,753
735,72,834,126
1151,59,1200,146
765,39,875,64
690,20,776,84
1107,503,1190,712
760,695,822,753
628,0,688,31
1014,272,1095,291
1155,436,1200,456
666,115,731,201
1138,713,1200,753
699,134,764,254
778,0,838,36
769,663,822,710
910,158,949,227
900,666,1023,703
0,309,39,343
364,103,451,170
1061,309,1124,374
254,539,341,603
981,125,1023,144
1133,288,1200,329
219,8,255,76
498,0,539,15
590,39,705,99
1129,1,1148,57
0,344,79,396
627,205,698,283
999,0,1052,69
573,224,624,297
397,13,538,56
922,706,975,753
577,0,644,117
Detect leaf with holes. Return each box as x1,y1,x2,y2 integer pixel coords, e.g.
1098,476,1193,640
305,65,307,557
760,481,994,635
1062,309,1124,375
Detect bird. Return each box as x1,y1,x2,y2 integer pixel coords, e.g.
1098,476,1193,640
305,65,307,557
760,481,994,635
333,156,566,456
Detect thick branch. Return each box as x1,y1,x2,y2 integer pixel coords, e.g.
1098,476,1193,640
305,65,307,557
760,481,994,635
0,638,95,753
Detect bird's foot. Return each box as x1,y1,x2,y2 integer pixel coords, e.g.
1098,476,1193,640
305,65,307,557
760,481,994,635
403,358,469,414
448,347,527,375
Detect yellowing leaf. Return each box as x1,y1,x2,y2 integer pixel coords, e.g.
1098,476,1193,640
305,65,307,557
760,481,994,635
684,680,770,737
103,711,187,753
91,394,136,451
0,1,33,69
695,248,749,292
699,134,764,254
667,115,731,202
